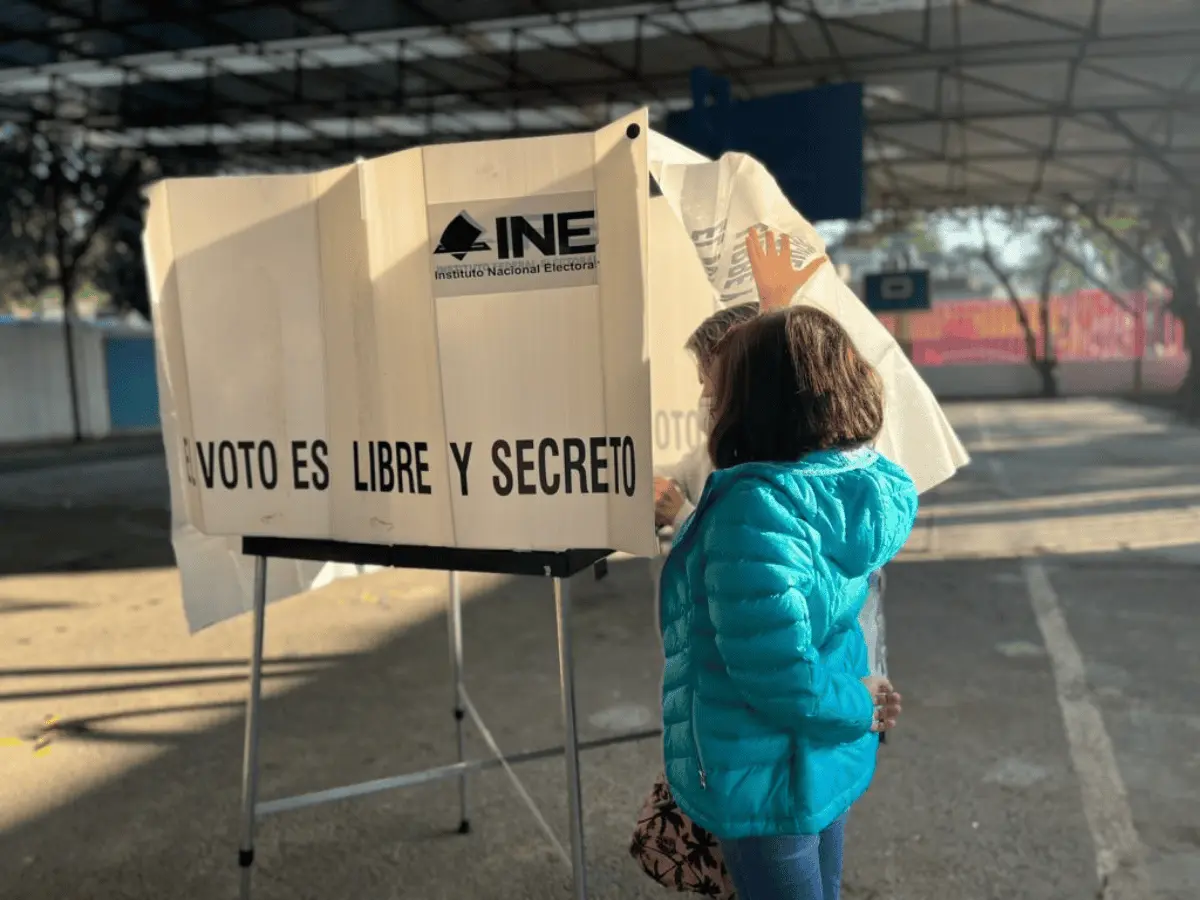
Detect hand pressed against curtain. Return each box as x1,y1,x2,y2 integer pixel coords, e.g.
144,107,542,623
745,228,827,312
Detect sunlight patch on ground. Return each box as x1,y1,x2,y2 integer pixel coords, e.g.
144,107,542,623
0,564,459,834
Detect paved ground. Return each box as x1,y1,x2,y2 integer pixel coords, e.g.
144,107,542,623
0,399,1197,900
0,435,163,476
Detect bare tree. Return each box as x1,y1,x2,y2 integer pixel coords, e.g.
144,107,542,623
1,124,238,438
975,209,1061,397
2,126,148,440
1154,210,1200,418
1068,198,1198,418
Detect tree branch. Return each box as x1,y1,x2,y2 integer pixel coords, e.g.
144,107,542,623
1049,236,1136,313
68,158,145,272
976,209,1040,367
1155,208,1199,325
1066,197,1175,288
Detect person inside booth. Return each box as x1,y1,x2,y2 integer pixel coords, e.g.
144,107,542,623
635,230,909,900
657,299,916,900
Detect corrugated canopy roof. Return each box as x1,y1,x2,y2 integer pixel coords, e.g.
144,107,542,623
2,0,1197,211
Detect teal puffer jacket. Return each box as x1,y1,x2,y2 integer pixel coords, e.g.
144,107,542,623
660,448,918,839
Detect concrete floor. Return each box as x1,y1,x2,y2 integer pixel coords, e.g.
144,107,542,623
0,398,1197,900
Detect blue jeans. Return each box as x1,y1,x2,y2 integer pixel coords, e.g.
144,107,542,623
722,817,846,900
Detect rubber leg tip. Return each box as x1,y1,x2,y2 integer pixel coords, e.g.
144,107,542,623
458,820,471,834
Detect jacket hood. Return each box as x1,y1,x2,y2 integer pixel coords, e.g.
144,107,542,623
705,448,918,579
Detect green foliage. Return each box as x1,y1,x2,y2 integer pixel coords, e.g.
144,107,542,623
0,125,150,314
0,126,229,318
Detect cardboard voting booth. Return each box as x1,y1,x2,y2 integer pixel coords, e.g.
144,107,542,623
147,112,656,558
148,111,664,900
159,131,969,636
147,113,968,900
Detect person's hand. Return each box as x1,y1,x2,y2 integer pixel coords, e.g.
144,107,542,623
745,228,827,312
862,675,903,732
654,476,685,527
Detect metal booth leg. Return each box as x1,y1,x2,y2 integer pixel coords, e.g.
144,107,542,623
448,571,471,834
238,556,269,900
553,575,588,900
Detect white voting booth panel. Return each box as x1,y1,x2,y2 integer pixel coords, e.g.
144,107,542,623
147,113,656,557
148,112,669,900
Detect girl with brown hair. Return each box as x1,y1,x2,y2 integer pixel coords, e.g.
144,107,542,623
657,302,918,900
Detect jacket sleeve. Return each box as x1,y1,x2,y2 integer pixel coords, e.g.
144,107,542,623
701,483,876,743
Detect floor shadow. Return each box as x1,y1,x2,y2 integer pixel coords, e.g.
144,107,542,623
0,655,358,678
0,599,84,615
0,504,174,577
0,558,670,900
0,666,344,703
3,549,1150,900
0,453,173,576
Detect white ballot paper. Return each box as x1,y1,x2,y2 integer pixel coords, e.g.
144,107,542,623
648,131,970,494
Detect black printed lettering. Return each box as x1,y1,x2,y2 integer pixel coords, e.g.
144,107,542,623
622,436,636,496
311,440,330,490
237,441,257,489
353,441,369,492
395,442,414,493
511,214,555,258
450,441,473,496
492,440,514,496
478,435,637,497
258,441,278,490
291,440,310,489
415,442,432,495
563,438,588,494
608,436,623,490
197,441,217,488
189,439,284,490
218,441,238,489
589,436,609,493
376,441,395,492
557,211,596,254
515,439,537,495
538,438,560,494
495,217,510,259
349,440,432,494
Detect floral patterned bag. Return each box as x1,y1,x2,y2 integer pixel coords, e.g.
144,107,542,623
629,773,737,899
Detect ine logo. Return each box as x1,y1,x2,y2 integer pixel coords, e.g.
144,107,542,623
433,209,596,262
434,211,491,261
428,191,601,298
